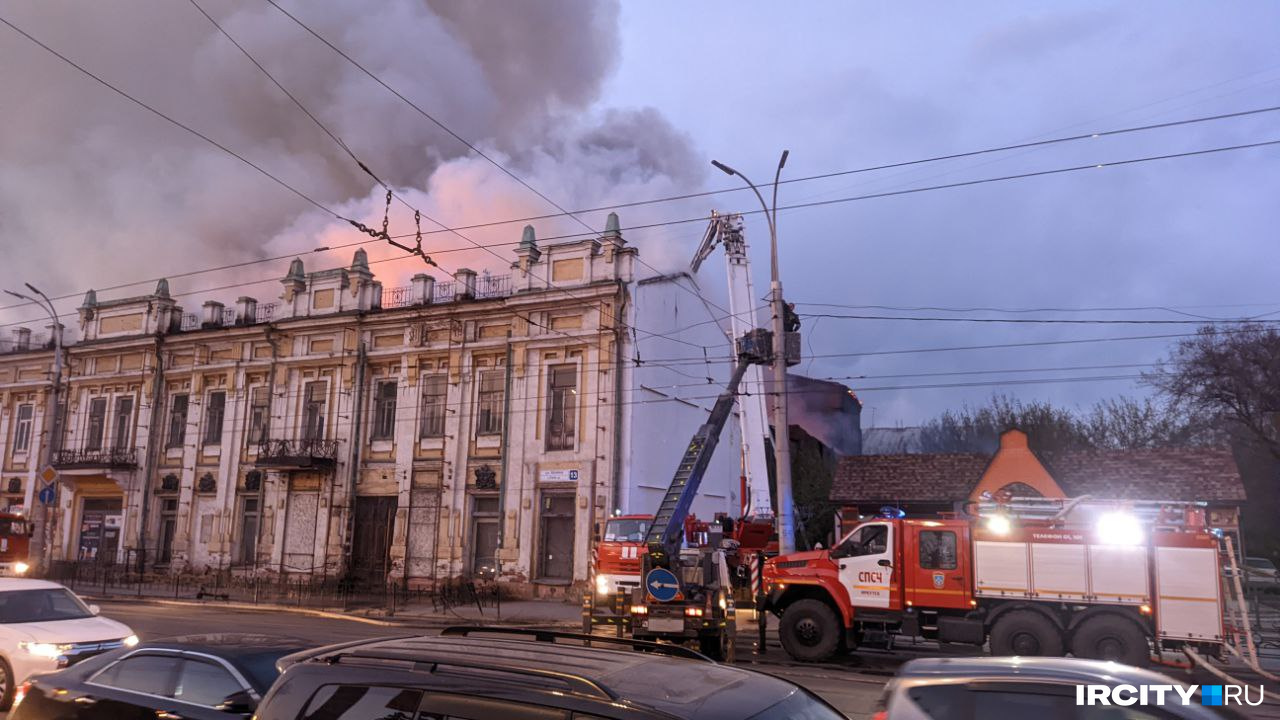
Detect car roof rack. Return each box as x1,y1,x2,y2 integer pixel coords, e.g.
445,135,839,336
439,626,715,663
323,649,618,701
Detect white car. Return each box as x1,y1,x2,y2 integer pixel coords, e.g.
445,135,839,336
0,579,137,708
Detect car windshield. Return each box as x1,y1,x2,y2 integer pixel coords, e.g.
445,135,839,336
0,588,93,623
237,650,297,692
747,688,845,719
604,519,648,542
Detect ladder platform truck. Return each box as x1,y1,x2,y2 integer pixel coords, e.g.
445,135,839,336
621,328,773,660
762,497,1228,666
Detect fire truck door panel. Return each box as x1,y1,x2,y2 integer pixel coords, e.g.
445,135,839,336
1155,546,1222,641
906,525,969,609
1088,544,1148,604
1029,542,1088,601
836,522,895,609
974,541,1030,598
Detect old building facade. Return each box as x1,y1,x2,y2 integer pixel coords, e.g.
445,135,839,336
0,217,748,593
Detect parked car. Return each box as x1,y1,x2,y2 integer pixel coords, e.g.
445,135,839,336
873,656,1247,719
11,633,312,719
257,626,847,719
1243,557,1280,593
0,578,136,709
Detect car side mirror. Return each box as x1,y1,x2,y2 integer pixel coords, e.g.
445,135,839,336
216,689,257,715
88,604,100,615
877,559,892,568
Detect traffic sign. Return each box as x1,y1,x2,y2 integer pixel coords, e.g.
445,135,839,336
38,485,55,505
645,567,680,603
39,466,57,485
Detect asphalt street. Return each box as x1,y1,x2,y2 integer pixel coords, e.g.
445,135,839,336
95,600,890,718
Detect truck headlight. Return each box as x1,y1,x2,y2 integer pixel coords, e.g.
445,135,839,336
595,574,611,596
20,642,68,659
123,634,139,647
13,561,28,575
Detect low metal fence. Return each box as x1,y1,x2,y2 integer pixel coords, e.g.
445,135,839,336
46,559,502,617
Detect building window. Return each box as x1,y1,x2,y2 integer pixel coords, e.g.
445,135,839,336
85,397,107,451
157,497,178,564
545,365,577,451
13,404,32,453
247,387,269,446
302,382,326,441
371,381,397,441
112,396,133,449
475,370,504,436
237,495,260,566
919,530,957,570
419,375,446,439
166,394,189,449
203,391,226,446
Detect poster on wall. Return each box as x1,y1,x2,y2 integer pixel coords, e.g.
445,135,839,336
539,469,579,484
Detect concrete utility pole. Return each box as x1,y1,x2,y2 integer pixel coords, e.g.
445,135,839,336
5,284,63,573
711,151,797,554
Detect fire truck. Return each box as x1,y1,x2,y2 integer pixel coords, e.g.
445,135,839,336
762,497,1227,666
0,512,32,576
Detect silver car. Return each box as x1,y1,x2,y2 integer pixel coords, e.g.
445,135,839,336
875,657,1247,719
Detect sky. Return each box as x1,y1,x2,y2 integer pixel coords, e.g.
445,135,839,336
0,1,1277,426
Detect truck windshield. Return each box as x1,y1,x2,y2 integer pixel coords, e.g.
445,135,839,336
604,519,648,542
0,588,94,623
0,519,29,536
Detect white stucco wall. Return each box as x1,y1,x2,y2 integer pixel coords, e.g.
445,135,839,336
622,273,743,522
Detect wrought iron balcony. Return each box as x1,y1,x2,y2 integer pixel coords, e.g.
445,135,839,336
254,438,339,468
54,447,138,470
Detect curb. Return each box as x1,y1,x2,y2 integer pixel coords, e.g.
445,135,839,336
84,595,582,629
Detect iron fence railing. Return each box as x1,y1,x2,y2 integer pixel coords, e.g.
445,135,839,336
254,302,278,323
54,447,138,469
475,274,510,299
255,438,339,466
180,313,200,331
46,558,502,616
382,285,414,308
432,282,454,303
221,307,237,326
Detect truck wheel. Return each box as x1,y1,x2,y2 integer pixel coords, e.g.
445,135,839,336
1071,614,1150,667
700,631,729,661
779,599,840,662
0,656,13,711
989,610,1063,657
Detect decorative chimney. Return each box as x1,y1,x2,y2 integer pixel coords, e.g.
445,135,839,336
454,268,477,301
412,274,435,305
12,327,30,352
202,300,225,328
235,296,257,325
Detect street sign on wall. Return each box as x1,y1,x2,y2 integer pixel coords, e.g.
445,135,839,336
539,468,579,483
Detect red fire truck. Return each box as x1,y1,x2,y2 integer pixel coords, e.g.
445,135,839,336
592,514,651,599
0,512,32,576
762,498,1226,666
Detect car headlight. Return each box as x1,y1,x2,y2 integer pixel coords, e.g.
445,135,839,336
13,561,28,575
20,642,69,659
595,574,611,596
123,634,139,647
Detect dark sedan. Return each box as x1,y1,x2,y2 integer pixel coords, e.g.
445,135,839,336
11,633,311,720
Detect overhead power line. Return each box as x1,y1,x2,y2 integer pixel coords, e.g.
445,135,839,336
799,313,1280,326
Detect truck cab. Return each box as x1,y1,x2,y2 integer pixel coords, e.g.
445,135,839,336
593,515,651,598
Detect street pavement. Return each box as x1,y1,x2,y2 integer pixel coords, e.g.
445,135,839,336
95,600,890,718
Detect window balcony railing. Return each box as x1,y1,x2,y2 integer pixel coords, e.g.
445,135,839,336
254,438,339,469
54,447,139,470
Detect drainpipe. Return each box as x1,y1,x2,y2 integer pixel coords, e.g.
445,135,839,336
611,281,628,515
137,334,166,573
495,331,514,589
342,334,368,578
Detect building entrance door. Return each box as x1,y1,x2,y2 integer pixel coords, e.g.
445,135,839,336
538,494,575,582
351,496,396,585
78,497,123,564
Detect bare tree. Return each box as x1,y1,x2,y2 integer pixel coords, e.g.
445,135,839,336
1082,396,1222,450
1145,324,1280,458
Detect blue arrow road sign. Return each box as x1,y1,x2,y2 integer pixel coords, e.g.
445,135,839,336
645,567,680,602
38,484,55,505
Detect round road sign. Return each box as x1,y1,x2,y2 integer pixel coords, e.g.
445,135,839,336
645,567,680,602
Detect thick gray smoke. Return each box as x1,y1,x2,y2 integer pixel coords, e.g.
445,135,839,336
0,0,704,323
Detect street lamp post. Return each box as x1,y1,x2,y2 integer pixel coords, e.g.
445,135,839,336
711,151,797,554
5,284,63,574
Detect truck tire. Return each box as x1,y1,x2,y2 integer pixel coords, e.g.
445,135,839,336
779,599,841,662
1071,614,1150,667
0,656,13,711
989,610,1064,657
700,630,729,661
